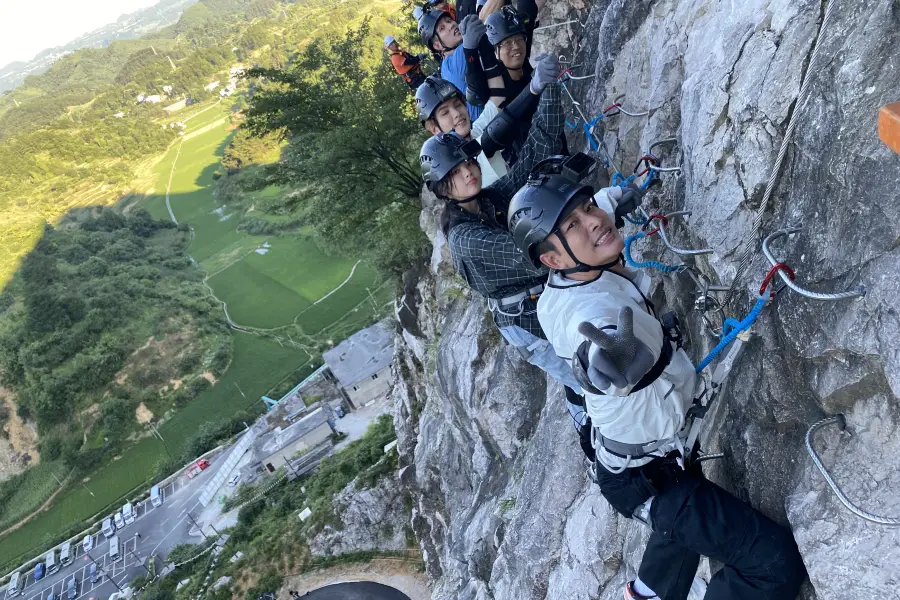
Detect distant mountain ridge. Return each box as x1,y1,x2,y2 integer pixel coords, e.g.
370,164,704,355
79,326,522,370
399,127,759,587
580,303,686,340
0,0,199,93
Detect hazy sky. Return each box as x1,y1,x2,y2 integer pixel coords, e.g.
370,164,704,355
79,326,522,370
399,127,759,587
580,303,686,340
0,0,161,67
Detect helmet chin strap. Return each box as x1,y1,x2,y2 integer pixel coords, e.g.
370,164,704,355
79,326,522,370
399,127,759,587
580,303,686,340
553,229,622,276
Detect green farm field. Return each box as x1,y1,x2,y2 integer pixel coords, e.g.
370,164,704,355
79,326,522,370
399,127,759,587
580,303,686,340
142,101,384,331
0,332,310,571
209,244,382,329
0,98,385,570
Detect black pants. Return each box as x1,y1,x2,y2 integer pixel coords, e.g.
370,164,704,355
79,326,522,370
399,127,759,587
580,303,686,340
595,457,807,600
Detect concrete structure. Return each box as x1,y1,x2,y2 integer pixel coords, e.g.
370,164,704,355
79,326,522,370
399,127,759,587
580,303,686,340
204,80,220,92
323,321,394,409
254,408,333,474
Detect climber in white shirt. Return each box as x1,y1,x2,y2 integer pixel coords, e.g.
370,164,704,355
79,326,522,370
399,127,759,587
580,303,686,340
506,155,807,600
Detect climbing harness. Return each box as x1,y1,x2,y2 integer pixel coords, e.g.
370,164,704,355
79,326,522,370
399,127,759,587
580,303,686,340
487,284,545,316
806,416,900,526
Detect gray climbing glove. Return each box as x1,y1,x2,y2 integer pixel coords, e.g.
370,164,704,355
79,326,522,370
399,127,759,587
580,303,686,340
460,15,487,50
529,54,559,95
577,307,656,390
609,183,646,228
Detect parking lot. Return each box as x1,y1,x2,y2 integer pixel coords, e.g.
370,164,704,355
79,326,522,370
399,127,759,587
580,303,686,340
21,535,141,600
3,453,223,600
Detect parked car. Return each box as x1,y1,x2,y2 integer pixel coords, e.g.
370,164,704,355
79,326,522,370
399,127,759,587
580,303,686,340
122,502,135,525
83,534,95,552
33,563,45,581
334,405,345,418
66,577,78,600
227,472,242,487
101,518,116,539
89,563,101,584
113,511,125,530
150,485,162,507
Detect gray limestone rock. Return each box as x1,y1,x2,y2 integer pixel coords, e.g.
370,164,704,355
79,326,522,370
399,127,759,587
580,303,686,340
391,0,900,598
309,475,410,557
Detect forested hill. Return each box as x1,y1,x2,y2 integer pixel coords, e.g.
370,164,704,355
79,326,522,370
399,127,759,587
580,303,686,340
0,0,288,287
0,0,199,94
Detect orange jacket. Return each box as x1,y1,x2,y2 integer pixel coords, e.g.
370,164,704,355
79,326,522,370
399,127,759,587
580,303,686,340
390,51,423,77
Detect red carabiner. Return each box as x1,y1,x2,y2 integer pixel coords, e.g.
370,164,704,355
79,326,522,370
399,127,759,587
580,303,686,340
759,263,795,296
641,213,668,236
603,103,622,115
632,154,658,174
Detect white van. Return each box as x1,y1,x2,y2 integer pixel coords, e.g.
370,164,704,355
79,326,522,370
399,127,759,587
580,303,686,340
6,572,24,598
122,502,135,525
60,542,72,566
109,536,120,562
150,485,162,508
45,550,58,575
102,517,116,539
114,511,125,530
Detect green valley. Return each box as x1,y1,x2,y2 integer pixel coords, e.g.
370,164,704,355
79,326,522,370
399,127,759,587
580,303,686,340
0,0,417,573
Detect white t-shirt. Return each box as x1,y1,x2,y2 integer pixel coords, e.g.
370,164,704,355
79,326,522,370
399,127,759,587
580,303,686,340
536,188,698,470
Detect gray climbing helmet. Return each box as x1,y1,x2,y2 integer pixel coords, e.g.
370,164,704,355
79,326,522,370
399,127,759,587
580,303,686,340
508,154,599,268
418,9,446,47
485,6,527,46
415,76,463,124
419,132,482,191
508,177,593,268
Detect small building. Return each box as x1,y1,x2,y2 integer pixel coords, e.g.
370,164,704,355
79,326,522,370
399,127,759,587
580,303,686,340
253,408,333,474
322,321,393,409
162,85,173,94
113,112,125,118
143,95,162,104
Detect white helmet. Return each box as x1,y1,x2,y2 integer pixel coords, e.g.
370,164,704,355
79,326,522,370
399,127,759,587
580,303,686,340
384,35,396,47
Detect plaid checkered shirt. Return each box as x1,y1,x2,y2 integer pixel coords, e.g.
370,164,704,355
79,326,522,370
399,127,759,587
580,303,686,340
446,83,565,338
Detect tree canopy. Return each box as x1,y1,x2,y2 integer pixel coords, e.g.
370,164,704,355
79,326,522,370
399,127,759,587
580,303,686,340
240,20,428,275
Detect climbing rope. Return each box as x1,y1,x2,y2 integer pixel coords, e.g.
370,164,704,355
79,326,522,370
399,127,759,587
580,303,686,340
806,416,900,526
624,230,682,273
693,263,792,371
721,0,839,308
694,290,770,373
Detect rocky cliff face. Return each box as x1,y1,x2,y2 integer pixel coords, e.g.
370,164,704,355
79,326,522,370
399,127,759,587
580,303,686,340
392,1,900,599
309,473,412,557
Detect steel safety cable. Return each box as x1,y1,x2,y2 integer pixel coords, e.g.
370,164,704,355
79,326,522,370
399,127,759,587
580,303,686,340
721,0,838,308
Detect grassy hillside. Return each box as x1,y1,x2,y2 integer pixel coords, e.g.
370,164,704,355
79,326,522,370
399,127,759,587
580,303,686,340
0,0,406,572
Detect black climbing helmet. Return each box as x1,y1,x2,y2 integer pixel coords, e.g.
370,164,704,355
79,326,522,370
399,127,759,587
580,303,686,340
419,132,482,191
418,9,446,47
508,153,620,274
485,6,527,47
415,76,463,124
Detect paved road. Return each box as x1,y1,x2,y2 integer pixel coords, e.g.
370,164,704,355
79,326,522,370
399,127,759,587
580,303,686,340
300,582,411,600
4,453,223,600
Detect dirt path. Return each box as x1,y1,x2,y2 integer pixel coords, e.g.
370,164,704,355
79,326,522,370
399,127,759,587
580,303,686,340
280,558,430,600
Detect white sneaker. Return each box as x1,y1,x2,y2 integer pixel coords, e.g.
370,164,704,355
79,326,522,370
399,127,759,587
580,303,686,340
624,581,657,600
